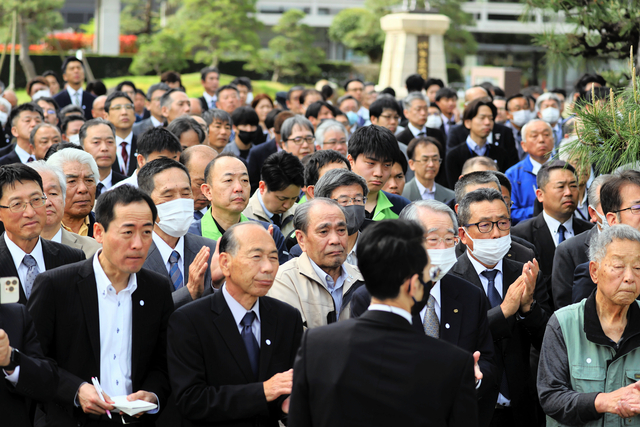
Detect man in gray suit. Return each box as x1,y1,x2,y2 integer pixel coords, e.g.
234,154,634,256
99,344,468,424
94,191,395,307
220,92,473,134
403,136,454,203
138,157,220,308
133,83,170,138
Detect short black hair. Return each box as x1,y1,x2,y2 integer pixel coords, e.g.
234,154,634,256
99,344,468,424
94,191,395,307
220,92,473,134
86,80,107,96
42,70,58,81
0,164,44,202
265,108,283,129
550,88,567,98
61,114,86,134
78,118,115,146
493,86,505,97
490,171,512,195
304,150,351,186
536,160,576,189
369,96,402,119
457,187,506,226
583,86,610,104
321,84,333,101
599,170,640,215
60,104,84,118
424,78,444,91
261,151,305,192
95,184,157,232
138,157,191,196
357,220,427,300
505,93,526,112
216,84,239,98
35,96,60,112
116,81,137,92
379,87,396,97
44,142,83,161
231,106,259,127
104,91,133,113
137,127,182,159
462,97,497,122
575,73,606,94
232,77,252,92
61,56,83,75
160,71,182,84
348,125,403,164
395,151,408,175
435,87,458,102
200,66,219,81
8,102,44,129
405,74,425,93
167,116,206,145
407,136,442,160
343,78,364,91
135,88,145,97
305,101,335,119
287,86,305,101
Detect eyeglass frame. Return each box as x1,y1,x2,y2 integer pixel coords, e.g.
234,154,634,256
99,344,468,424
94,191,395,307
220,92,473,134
332,196,367,206
613,205,640,215
0,195,48,213
464,218,512,233
286,136,316,145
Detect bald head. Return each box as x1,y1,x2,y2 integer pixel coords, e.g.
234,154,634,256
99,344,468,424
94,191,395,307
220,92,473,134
465,87,489,103
189,98,203,117
92,95,107,119
2,90,18,108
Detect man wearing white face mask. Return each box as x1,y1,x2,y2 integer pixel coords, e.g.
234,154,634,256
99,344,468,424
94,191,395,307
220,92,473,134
138,157,219,308
504,94,530,160
535,92,563,147
450,187,550,427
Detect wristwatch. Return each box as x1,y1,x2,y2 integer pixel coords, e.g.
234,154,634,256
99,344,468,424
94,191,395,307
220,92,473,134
1,348,20,371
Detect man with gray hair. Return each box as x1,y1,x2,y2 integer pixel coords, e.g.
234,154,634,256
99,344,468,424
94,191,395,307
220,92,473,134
535,92,563,145
280,115,316,161
29,160,101,257
268,197,365,329
202,108,232,153
397,92,447,149
28,122,61,161
315,119,348,156
161,88,191,126
47,147,100,237
133,82,170,137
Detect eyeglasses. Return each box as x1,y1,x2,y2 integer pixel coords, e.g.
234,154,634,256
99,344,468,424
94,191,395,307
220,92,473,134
614,205,640,215
45,109,56,115
424,235,457,248
324,139,347,147
378,114,400,121
412,157,442,165
110,104,134,111
464,218,511,233
333,196,367,206
0,195,47,213
287,136,315,145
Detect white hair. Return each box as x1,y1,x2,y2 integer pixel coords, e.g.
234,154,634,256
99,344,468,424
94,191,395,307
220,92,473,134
589,224,640,263
47,148,100,182
535,92,561,111
315,119,348,149
521,119,553,143
28,160,67,195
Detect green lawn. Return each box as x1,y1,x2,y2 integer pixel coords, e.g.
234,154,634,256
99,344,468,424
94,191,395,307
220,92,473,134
15,72,292,104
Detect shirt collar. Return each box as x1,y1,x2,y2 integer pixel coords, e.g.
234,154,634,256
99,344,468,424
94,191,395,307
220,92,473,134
465,135,487,156
4,233,45,274
414,178,436,197
430,280,441,307
256,190,274,219
222,283,260,326
308,256,348,291
93,249,137,298
466,250,504,275
67,86,83,98
150,115,163,128
51,228,63,244
542,210,573,236
116,132,133,145
14,144,32,163
368,304,413,324
529,156,545,175
100,170,113,188
152,231,185,265
408,122,426,137
202,92,217,104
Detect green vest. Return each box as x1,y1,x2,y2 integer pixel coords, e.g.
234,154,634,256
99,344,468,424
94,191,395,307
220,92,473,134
550,300,640,427
200,209,249,241
297,194,307,204
372,191,398,221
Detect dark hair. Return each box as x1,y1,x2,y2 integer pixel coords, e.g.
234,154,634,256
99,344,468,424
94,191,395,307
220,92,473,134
261,151,304,192
575,73,606,94
35,96,60,112
424,78,444,91
160,71,182,84
343,78,364,91
478,81,495,95
600,170,640,215
135,88,145,97
200,66,219,81
59,104,84,118
232,77,252,91
61,56,83,75
86,80,107,96
137,127,182,159
299,89,321,106
505,94,526,112
462,97,497,122
490,171,512,195
251,93,274,110
0,163,44,202
493,86,505,97
380,87,396,97
104,91,133,113
44,142,83,161
216,84,239,98
357,220,427,300
8,102,44,129
321,84,333,101
138,158,191,196
95,184,157,231
274,111,296,134
395,151,408,175
61,114,86,134
304,150,351,186
147,82,170,100
167,116,206,144
583,86,610,104
204,152,242,183
407,136,442,160
550,88,567,98
42,70,59,81
231,106,259,127
348,125,403,164
305,101,335,119
202,108,232,127
369,96,402,119
116,81,137,93
78,118,115,146
27,77,49,96
457,187,506,226
265,108,283,129
454,171,500,203
160,88,186,111
405,74,425,93
536,160,576,189
429,103,441,112
435,87,458,102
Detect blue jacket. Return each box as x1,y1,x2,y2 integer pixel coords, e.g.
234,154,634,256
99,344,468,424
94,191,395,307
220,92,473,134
506,155,537,223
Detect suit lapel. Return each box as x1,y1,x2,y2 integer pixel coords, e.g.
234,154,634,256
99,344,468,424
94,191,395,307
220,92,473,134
439,277,462,345
258,298,276,380
145,242,167,277
452,255,483,291
77,260,101,368
129,136,138,176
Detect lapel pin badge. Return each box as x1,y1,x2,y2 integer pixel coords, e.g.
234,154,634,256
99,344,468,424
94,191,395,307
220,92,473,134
140,300,144,306
266,339,271,345
453,309,459,313
445,323,450,329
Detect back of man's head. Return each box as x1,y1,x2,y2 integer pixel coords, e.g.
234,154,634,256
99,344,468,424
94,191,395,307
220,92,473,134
303,150,350,187
454,171,500,202
261,151,304,192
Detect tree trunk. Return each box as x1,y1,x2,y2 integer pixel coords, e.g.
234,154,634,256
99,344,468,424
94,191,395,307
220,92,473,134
18,14,36,82
271,68,279,83
143,0,154,35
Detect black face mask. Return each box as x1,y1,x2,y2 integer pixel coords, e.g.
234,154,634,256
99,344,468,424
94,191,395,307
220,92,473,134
343,205,365,235
410,276,434,316
238,129,262,145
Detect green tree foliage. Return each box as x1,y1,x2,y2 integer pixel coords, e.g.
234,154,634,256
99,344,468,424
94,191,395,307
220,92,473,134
329,8,385,62
245,9,325,82
129,28,187,75
120,0,157,36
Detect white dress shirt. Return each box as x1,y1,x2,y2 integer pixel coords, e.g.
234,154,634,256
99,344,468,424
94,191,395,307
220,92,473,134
111,171,138,190
368,304,413,324
4,234,46,296
51,228,63,244
408,122,427,138
202,92,217,109
542,211,574,247
67,87,84,107
529,157,544,175
415,179,436,200
99,170,114,191
465,135,487,157
14,145,33,164
256,191,275,221
152,232,185,278
345,235,359,267
222,284,261,347
116,132,134,174
419,280,442,322
150,115,163,128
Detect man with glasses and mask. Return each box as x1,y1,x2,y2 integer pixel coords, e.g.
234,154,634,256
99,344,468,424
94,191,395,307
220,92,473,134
450,188,549,427
0,164,85,304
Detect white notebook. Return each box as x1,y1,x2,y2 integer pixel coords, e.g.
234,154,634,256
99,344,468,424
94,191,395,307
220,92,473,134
110,396,158,416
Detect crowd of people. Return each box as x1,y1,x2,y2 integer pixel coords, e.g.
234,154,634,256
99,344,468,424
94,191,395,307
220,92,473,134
1,57,640,427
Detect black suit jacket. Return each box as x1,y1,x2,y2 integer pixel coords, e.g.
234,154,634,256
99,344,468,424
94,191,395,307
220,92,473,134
552,226,598,309
446,122,518,163
167,290,303,427
0,303,58,427
0,235,86,305
0,142,15,158
53,90,96,120
111,134,138,177
27,261,174,427
511,213,594,309
449,254,550,427
445,142,513,188
247,138,277,195
350,274,497,427
0,149,22,166
288,310,478,427
571,261,595,304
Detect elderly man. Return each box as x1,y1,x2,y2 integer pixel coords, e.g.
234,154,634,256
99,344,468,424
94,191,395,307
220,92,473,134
105,91,137,177
538,225,640,426
133,83,170,138
138,158,217,308
79,119,127,197
161,89,191,126
29,161,101,257
167,222,303,426
536,93,563,146
506,119,556,223
47,148,99,237
268,198,365,329
180,144,218,220
202,109,233,154
28,122,61,161
314,119,348,156
396,92,446,149
403,136,454,203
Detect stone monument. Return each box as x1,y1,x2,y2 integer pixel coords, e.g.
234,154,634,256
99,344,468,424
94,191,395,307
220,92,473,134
378,1,450,98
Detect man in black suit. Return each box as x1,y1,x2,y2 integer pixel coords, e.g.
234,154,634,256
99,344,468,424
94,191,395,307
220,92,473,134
395,92,447,150
52,57,95,120
105,91,138,177
79,119,127,197
133,83,170,139
445,98,515,187
512,161,593,309
28,185,174,426
451,188,550,427
0,164,85,304
289,219,478,427
138,158,218,308
167,222,303,426
350,200,497,427
198,66,220,113
0,303,58,426
0,103,45,166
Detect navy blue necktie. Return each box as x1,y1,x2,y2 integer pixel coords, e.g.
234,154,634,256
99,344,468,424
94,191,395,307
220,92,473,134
481,269,501,308
558,224,566,244
96,182,105,198
241,311,260,378
194,210,204,220
272,214,281,228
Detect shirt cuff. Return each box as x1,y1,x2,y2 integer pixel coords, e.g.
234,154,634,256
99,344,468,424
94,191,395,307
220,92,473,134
476,378,482,390
74,382,88,407
3,365,20,386
146,393,160,414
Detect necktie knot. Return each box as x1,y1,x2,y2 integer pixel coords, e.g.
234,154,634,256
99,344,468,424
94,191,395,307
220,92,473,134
169,250,180,264
241,311,256,328
22,254,37,268
481,269,498,282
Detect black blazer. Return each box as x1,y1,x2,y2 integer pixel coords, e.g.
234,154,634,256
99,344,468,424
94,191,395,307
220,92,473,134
445,142,513,189
247,138,278,195
0,303,58,427
167,290,303,427
446,122,518,163
288,310,478,427
53,90,96,120
198,96,214,112
27,261,175,427
0,149,22,166
449,254,550,427
552,226,598,309
0,235,86,305
511,213,593,309
571,261,595,304
111,134,138,177
350,274,497,427
0,141,14,158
